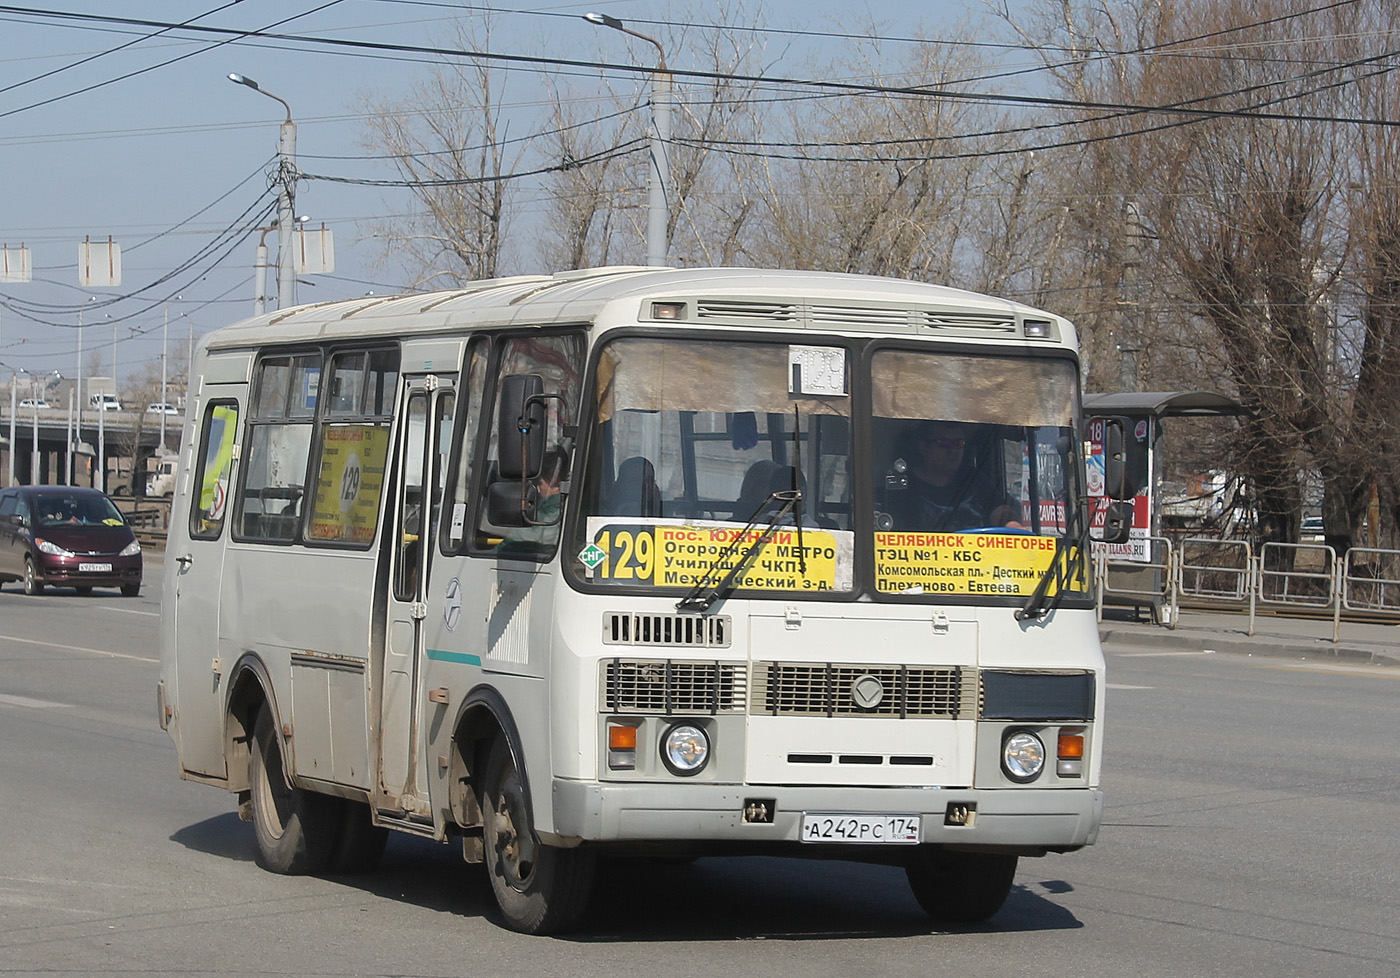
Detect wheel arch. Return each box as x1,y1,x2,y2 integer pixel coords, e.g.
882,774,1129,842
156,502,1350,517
224,653,279,794
447,684,530,833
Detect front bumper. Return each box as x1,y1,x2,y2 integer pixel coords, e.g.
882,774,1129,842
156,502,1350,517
38,559,142,589
550,779,1101,851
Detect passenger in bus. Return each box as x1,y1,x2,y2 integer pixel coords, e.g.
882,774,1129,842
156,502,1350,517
732,459,780,521
602,456,662,517
757,465,830,527
889,420,1022,532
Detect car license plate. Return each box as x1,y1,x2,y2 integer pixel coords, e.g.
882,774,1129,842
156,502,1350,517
78,562,112,573
800,813,921,844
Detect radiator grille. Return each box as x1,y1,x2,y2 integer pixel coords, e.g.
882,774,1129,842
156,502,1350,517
601,659,748,714
603,612,731,648
752,662,977,718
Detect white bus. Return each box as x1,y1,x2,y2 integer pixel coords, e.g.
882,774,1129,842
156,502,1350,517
158,266,1133,934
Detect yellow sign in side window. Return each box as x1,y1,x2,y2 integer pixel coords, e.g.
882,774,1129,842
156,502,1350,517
874,532,1081,596
308,424,390,544
583,519,854,592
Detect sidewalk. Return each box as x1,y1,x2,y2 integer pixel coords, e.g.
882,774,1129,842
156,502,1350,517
1098,606,1400,667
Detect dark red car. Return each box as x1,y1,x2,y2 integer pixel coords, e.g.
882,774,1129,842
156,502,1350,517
0,486,142,596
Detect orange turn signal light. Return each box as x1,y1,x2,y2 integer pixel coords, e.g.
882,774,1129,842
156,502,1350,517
1057,730,1084,759
609,725,638,750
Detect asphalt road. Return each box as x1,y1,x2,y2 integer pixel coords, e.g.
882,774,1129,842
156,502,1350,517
2,567,1397,977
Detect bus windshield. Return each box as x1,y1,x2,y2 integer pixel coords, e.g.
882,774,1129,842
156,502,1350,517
568,335,1085,601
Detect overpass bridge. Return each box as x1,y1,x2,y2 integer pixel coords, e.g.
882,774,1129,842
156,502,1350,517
0,407,178,491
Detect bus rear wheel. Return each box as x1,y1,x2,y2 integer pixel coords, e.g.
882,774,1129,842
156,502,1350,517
905,848,1018,923
249,707,340,874
482,739,595,934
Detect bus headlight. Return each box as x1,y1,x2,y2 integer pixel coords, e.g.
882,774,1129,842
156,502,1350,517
661,723,709,776
1001,730,1045,783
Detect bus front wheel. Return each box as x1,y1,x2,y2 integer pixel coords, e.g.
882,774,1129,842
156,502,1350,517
249,706,340,874
905,848,1018,923
482,739,595,934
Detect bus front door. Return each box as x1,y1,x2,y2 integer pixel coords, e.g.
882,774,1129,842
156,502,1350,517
376,374,455,821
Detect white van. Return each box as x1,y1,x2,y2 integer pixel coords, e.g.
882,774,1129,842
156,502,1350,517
147,457,177,497
90,394,122,412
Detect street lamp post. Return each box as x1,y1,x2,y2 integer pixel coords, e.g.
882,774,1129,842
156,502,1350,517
229,73,298,309
584,12,671,267
161,296,180,451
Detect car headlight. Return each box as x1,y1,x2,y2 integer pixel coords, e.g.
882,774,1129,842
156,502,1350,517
1002,730,1046,783
35,538,74,557
119,540,142,557
661,723,710,776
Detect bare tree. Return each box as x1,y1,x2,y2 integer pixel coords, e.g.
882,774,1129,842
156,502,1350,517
361,18,524,287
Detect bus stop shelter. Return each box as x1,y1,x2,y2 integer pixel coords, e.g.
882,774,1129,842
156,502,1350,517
1083,390,1249,621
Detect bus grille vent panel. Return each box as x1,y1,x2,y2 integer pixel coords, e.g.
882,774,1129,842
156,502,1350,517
807,304,913,328
751,662,978,718
601,659,747,714
919,312,1017,333
695,300,798,323
603,612,731,648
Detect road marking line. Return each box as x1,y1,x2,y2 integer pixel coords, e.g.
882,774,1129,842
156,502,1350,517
0,692,71,709
1114,650,1216,657
0,633,156,663
91,605,159,617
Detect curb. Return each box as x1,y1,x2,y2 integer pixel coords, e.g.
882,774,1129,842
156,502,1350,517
1099,627,1400,667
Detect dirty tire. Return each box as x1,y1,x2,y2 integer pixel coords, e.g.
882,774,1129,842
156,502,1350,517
23,558,43,595
482,739,595,934
120,584,140,597
905,849,1018,923
249,707,340,874
329,800,389,874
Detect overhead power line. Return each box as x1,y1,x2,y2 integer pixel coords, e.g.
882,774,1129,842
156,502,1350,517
2,5,1398,129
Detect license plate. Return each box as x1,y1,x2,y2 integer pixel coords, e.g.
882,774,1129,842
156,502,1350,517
78,562,112,573
800,813,921,844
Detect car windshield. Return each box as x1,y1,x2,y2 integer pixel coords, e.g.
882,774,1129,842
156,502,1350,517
33,494,125,528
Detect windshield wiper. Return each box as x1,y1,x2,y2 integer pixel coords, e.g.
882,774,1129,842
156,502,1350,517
1016,501,1089,622
676,490,801,612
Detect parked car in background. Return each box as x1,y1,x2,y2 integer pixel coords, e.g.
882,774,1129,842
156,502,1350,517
146,402,180,415
90,394,122,411
0,486,142,596
17,398,50,410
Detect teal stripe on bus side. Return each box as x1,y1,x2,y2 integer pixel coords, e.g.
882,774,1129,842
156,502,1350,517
426,649,482,666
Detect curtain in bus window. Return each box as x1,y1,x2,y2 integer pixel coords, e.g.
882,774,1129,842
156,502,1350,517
596,340,851,420
871,352,1076,427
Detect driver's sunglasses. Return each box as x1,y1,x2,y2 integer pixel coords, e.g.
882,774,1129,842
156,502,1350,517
925,436,966,450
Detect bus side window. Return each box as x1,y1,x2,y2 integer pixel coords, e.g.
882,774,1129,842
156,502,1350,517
190,401,240,540
473,332,583,556
441,338,489,555
234,354,320,544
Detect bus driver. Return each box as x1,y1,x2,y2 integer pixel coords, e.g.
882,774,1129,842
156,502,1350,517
889,420,1023,532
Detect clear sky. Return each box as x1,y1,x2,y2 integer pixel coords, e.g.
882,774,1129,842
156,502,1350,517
0,1,1018,394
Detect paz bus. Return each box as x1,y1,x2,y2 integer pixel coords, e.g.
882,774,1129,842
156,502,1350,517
157,266,1133,934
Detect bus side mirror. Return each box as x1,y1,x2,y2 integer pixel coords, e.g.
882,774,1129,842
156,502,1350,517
497,374,544,480
487,481,529,527
1101,501,1134,544
1101,417,1142,500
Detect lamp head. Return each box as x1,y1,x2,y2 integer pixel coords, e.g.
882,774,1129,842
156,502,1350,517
228,72,259,91
584,11,624,29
